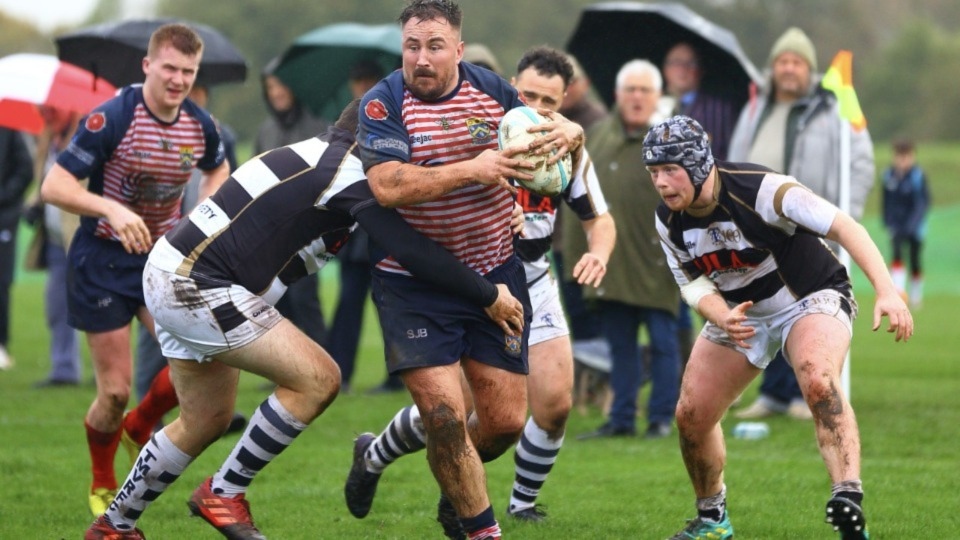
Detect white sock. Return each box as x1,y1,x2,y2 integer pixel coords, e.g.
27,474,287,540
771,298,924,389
212,393,306,496
890,264,906,293
366,405,426,474
508,417,564,513
106,430,192,531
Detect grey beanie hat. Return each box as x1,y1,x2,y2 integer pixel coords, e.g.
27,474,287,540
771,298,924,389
768,27,817,71
642,115,714,198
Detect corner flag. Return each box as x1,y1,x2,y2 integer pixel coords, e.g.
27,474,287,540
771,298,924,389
821,50,867,131
822,50,867,399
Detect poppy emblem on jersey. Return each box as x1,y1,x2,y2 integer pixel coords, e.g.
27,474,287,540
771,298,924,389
85,112,106,132
365,99,388,121
466,117,492,145
179,147,194,171
504,334,522,357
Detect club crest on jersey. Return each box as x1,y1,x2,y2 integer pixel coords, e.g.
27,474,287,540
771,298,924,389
504,334,522,356
179,147,194,171
365,99,388,121
85,112,106,132
466,117,492,144
707,226,742,245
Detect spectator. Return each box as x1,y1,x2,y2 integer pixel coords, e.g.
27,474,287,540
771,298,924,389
660,42,740,160
0,126,34,370
255,59,330,347
327,59,399,394
576,59,681,440
728,27,876,422
659,41,743,374
24,107,83,385
557,53,611,377
462,43,502,75
882,139,929,308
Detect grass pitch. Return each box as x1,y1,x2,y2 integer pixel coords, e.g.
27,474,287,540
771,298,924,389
1,206,957,538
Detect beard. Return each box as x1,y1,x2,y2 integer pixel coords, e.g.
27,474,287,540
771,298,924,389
405,68,452,101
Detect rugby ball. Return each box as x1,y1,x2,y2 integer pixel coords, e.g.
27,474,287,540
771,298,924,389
497,106,571,197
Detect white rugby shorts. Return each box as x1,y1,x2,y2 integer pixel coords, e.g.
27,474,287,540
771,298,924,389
142,262,283,362
701,289,857,368
528,272,570,347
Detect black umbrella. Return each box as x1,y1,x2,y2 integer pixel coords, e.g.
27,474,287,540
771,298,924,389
55,18,248,88
566,2,761,109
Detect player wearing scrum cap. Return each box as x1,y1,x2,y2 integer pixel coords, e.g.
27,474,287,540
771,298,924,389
646,115,911,540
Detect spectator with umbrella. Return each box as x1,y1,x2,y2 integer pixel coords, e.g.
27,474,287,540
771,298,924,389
253,58,330,351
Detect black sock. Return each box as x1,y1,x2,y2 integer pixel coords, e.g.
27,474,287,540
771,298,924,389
835,490,863,506
698,506,724,522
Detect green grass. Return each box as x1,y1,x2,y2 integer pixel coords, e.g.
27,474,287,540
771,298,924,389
2,209,958,538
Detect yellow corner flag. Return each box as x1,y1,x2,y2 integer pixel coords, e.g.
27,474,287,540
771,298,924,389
822,50,867,132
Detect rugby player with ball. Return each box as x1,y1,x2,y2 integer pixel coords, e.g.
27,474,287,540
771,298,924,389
345,45,615,536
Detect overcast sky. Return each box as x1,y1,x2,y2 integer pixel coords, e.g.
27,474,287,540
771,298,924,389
0,0,155,32
0,0,97,31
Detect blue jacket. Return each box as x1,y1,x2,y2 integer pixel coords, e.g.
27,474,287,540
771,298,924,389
882,164,929,238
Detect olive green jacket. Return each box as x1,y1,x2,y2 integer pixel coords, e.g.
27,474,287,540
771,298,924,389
562,108,679,315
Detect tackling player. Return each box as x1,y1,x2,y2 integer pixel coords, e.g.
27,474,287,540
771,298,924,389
645,116,911,540
83,99,525,540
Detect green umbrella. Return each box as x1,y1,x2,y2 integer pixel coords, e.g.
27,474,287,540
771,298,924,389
273,22,402,121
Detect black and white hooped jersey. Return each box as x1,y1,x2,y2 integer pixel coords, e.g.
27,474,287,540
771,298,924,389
148,127,370,304
516,148,608,283
655,160,851,317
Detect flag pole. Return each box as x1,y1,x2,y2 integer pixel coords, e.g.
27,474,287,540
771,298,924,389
839,119,852,399
823,49,865,400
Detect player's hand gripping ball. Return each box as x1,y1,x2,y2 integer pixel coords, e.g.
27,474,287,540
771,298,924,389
497,106,571,197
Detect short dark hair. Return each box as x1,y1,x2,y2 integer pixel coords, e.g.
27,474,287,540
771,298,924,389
148,23,203,58
516,46,575,89
893,139,915,155
399,0,462,29
335,98,362,134
349,59,385,83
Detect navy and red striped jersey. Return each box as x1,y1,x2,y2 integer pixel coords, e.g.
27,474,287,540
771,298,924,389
358,62,523,277
58,85,225,242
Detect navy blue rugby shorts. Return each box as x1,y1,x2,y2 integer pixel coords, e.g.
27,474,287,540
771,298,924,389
66,231,149,332
372,255,533,375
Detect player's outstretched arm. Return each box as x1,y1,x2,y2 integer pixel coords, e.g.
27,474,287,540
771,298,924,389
574,212,615,287
354,202,523,335
826,211,914,342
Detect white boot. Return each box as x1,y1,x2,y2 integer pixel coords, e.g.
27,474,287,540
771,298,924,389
910,276,923,308
0,345,13,370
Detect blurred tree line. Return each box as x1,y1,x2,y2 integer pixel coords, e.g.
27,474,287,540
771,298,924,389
3,0,960,144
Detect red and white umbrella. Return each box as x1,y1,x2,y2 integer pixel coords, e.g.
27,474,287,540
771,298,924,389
0,53,117,134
